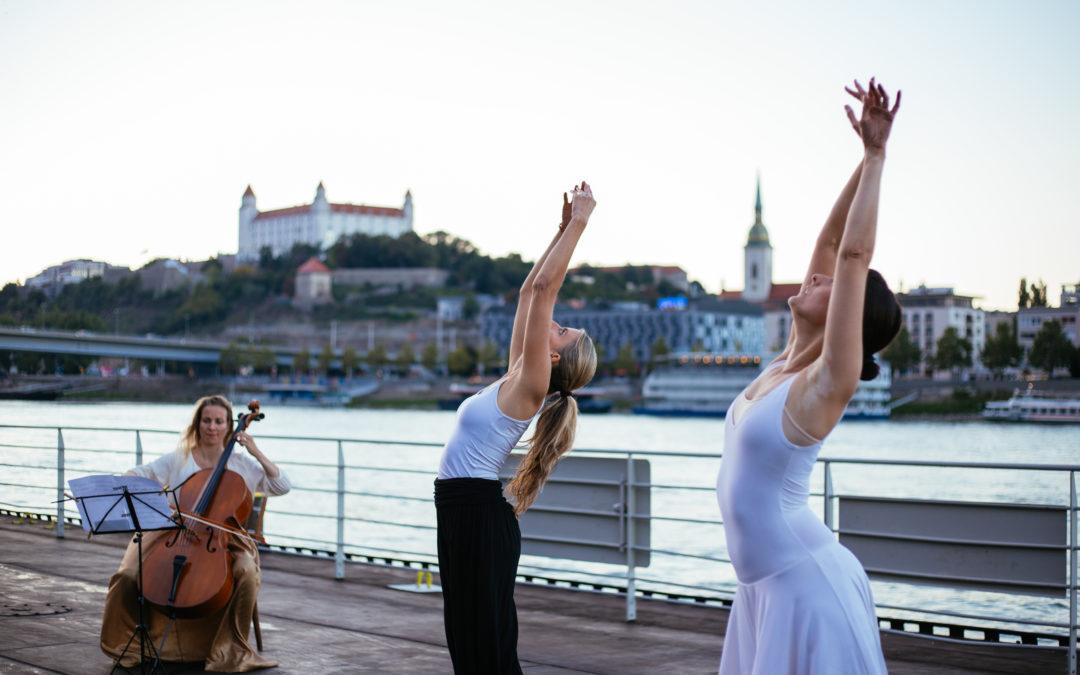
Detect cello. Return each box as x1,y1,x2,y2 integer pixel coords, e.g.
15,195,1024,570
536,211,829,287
142,400,265,618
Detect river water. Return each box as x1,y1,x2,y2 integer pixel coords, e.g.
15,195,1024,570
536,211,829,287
1,400,1077,639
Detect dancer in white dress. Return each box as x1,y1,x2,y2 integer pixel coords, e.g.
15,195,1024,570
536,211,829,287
716,78,902,674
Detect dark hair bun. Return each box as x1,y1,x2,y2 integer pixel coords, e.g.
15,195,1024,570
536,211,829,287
860,356,880,381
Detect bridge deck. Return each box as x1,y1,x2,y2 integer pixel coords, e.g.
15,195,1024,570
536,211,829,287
0,518,1063,674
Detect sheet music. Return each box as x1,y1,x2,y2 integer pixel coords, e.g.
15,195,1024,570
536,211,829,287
68,474,178,534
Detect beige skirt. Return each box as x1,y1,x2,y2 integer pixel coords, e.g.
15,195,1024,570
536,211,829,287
100,530,276,672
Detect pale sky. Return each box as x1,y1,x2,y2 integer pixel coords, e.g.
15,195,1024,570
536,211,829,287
2,0,1077,310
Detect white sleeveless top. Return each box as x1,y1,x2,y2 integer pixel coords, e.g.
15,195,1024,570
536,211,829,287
437,379,538,480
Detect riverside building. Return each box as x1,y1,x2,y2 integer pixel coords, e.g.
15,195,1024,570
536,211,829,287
897,285,985,372
480,299,765,364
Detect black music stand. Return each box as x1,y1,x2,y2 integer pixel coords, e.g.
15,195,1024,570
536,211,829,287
71,480,179,675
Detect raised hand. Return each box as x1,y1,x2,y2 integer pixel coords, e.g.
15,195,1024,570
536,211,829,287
844,77,901,154
569,181,596,224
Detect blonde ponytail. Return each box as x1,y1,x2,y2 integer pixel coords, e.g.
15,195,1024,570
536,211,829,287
507,332,597,515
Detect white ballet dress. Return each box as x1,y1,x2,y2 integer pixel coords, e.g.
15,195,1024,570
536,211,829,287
715,361,887,674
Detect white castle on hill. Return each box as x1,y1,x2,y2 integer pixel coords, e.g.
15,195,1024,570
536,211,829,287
238,183,414,260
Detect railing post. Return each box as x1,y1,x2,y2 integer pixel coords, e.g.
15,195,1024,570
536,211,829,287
135,429,144,466
55,428,65,538
335,440,346,580
1070,471,1077,675
625,453,636,623
823,460,835,533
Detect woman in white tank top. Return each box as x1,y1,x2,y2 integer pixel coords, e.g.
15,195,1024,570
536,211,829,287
715,79,904,674
435,183,599,674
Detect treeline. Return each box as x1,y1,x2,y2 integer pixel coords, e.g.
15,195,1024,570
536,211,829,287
2,230,697,338
327,231,532,295
883,320,1080,378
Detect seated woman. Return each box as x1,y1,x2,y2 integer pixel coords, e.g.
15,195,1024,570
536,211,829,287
100,394,290,672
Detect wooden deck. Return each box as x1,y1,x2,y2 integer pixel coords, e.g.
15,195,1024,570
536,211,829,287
0,517,1065,674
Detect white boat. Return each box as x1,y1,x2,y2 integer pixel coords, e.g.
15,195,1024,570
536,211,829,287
633,353,892,419
982,388,1080,423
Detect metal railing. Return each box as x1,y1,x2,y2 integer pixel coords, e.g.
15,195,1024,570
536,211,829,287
0,423,1076,671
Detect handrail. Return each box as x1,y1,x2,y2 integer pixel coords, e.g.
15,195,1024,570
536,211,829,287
1,421,1075,644
5,423,1079,472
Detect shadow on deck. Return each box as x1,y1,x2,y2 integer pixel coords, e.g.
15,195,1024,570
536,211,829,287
0,518,1064,674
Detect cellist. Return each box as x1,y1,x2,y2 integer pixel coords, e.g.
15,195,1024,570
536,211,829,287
100,394,291,672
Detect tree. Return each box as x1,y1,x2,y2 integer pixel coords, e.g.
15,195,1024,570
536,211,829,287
1018,278,1030,309
421,342,439,371
252,346,276,374
317,343,334,375
882,326,921,376
477,341,500,375
366,344,388,370
219,340,244,375
178,284,224,325
293,347,310,375
462,295,480,321
397,342,416,369
447,346,476,376
931,327,972,376
613,343,638,376
1028,320,1075,377
650,337,670,363
342,346,360,377
980,321,1022,376
1031,279,1049,308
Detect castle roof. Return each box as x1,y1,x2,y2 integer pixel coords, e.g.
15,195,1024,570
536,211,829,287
254,202,405,220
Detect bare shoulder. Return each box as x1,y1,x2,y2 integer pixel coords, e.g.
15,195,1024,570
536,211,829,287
784,362,849,443
496,375,545,422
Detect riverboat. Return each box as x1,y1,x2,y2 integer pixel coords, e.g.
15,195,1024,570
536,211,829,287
982,388,1080,423
633,353,892,419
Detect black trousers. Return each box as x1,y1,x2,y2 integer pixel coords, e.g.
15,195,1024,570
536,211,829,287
435,478,523,675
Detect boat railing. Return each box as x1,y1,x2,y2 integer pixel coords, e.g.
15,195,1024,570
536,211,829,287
0,422,1076,668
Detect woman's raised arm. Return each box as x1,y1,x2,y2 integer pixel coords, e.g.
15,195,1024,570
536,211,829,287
511,183,596,408
508,194,571,367
820,79,900,399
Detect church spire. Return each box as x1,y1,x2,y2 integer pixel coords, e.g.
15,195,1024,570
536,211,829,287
746,172,770,248
754,172,762,224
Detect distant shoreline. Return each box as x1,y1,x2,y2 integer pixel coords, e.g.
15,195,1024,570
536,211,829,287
1,389,990,422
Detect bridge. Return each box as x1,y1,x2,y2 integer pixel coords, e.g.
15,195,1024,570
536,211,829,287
0,326,300,368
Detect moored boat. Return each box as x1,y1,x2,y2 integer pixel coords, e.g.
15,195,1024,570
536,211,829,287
633,353,892,419
982,388,1080,423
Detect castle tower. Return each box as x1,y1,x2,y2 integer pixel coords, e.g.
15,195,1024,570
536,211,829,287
238,185,258,260
403,189,414,230
742,174,773,303
313,181,333,248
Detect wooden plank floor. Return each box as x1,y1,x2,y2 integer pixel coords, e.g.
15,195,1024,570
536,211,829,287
0,518,1065,674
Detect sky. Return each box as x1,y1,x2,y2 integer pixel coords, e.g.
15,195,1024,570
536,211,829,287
1,0,1077,311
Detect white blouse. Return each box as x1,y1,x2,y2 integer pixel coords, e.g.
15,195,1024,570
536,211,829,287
128,449,292,497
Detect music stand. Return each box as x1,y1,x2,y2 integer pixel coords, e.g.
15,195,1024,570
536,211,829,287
69,476,179,675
